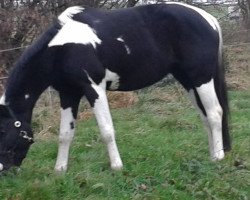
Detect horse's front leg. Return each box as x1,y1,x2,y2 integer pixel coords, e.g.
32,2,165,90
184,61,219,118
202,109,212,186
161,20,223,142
85,84,123,170
54,93,81,172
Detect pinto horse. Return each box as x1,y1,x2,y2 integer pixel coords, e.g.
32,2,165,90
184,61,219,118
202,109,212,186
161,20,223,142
0,2,231,172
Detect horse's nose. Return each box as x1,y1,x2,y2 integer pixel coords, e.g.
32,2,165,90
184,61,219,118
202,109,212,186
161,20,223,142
0,163,3,171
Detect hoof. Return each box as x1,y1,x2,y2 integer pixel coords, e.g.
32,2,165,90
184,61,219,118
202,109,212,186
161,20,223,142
54,164,68,172
211,150,225,161
111,161,123,171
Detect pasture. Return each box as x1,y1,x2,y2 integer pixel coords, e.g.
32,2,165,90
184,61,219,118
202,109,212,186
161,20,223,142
0,5,249,199
0,45,249,199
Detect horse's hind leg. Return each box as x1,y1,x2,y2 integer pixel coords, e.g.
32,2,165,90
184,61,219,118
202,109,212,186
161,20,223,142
194,79,224,160
173,71,224,161
85,84,123,170
55,93,81,172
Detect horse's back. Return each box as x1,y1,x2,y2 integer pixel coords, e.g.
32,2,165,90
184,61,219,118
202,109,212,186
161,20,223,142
51,3,220,91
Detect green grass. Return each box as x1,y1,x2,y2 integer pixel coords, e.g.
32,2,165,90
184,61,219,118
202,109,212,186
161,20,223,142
0,86,249,200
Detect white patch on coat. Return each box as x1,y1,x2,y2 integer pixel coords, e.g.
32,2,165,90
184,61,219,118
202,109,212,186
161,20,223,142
0,94,6,105
116,36,131,54
48,21,102,48
84,69,120,90
212,19,223,65
165,2,218,30
54,107,75,172
195,78,224,161
0,163,3,171
105,69,120,90
58,6,85,25
24,94,30,99
116,37,124,42
93,19,101,24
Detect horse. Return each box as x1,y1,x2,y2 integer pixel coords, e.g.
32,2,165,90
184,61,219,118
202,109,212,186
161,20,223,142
0,2,231,172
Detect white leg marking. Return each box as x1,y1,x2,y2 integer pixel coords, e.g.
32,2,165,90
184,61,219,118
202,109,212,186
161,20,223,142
55,107,75,172
91,85,123,170
48,21,101,48
196,79,224,161
188,89,214,158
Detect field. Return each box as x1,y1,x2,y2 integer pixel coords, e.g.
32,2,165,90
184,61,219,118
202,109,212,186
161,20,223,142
0,48,249,199
0,87,249,199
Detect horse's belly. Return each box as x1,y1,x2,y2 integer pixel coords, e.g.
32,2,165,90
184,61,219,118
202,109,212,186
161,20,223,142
106,63,168,91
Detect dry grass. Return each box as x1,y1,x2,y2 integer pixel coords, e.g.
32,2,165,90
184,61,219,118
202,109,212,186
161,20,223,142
78,91,138,120
225,44,250,90
33,90,139,139
107,91,139,109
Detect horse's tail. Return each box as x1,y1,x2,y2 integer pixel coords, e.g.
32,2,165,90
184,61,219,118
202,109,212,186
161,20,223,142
214,22,231,152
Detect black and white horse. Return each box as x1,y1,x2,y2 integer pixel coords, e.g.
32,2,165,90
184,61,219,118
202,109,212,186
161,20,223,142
0,2,231,172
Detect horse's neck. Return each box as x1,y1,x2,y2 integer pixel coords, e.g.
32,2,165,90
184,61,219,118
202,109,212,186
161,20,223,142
2,24,57,123
5,86,49,123
4,63,51,123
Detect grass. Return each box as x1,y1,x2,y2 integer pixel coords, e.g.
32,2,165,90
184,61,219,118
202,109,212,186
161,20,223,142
0,84,249,200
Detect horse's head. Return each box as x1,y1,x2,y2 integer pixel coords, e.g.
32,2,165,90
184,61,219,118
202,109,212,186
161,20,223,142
0,105,34,171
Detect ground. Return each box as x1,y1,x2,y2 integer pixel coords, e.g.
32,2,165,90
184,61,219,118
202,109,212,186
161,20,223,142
0,45,249,200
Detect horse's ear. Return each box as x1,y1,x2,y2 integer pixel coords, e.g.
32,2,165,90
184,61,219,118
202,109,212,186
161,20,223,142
0,105,11,119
